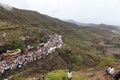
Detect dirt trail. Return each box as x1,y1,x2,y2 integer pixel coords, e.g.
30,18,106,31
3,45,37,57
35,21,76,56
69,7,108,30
10,61,120,80
75,62,120,80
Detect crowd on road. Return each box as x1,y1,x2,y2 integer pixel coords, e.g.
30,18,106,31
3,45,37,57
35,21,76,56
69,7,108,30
0,34,64,75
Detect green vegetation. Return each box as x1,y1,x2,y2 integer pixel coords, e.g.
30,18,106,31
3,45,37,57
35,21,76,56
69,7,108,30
0,77,3,80
114,42,120,47
0,25,16,30
46,70,87,80
46,70,67,80
98,57,115,67
13,39,25,51
0,6,120,79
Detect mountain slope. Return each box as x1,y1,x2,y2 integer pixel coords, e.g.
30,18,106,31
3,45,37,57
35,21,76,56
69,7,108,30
0,4,120,79
66,19,120,31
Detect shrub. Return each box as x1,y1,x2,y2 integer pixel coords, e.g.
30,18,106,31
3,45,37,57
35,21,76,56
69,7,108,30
46,70,67,80
13,39,25,51
46,70,87,80
98,57,115,67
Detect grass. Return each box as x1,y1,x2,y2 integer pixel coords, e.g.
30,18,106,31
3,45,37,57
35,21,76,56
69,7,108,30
98,57,115,68
0,25,17,30
0,6,120,79
46,70,88,80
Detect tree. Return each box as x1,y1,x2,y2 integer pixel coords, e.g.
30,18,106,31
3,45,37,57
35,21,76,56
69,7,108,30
13,39,25,51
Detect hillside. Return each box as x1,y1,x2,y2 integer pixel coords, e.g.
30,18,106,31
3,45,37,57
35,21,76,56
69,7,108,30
66,19,120,29
0,4,120,79
13,62,120,80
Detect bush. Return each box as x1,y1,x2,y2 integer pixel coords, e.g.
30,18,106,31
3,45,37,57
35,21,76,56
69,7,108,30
46,70,67,80
98,57,115,67
115,43,120,47
13,39,25,51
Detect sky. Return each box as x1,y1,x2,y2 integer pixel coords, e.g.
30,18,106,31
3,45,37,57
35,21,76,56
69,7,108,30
0,0,120,26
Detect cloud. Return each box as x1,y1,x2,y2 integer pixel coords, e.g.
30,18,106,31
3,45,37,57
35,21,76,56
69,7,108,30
0,0,120,25
0,3,13,11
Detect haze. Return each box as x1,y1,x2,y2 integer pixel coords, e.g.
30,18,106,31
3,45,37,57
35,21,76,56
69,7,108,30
0,0,120,26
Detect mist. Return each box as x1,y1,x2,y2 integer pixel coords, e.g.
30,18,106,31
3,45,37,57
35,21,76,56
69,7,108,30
0,0,120,26
0,3,13,11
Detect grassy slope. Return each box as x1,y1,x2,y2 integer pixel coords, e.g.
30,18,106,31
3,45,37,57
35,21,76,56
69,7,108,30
0,6,120,79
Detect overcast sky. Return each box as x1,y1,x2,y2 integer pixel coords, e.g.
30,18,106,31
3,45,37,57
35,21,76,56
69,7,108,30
0,0,120,26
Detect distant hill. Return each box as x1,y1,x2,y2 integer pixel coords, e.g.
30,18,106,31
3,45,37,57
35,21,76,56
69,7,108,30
66,19,97,27
66,19,120,30
0,4,120,79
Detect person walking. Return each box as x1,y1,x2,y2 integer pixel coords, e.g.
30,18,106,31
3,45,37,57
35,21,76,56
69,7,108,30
109,66,114,76
105,65,114,80
68,70,72,80
106,65,111,74
109,66,114,80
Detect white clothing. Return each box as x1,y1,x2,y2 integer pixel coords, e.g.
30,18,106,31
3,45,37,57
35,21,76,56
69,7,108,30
107,67,111,72
68,72,72,78
109,68,114,75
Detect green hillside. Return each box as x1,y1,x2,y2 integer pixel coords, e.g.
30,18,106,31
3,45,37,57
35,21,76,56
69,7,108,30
0,5,120,79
